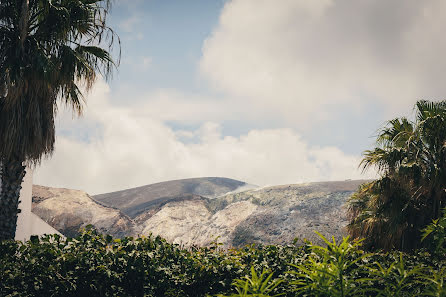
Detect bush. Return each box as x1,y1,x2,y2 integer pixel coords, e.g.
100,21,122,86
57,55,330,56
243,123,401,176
1,228,445,296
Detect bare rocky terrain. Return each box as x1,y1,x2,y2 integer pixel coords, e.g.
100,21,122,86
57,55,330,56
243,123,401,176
93,177,254,218
31,178,369,247
32,185,135,238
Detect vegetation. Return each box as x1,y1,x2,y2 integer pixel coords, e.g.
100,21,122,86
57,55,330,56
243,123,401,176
348,100,446,251
0,0,119,240
1,228,445,297
422,208,446,256
0,0,445,294
1,98,445,295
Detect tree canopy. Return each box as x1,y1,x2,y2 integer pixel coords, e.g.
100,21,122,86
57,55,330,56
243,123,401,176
348,100,446,251
0,0,119,163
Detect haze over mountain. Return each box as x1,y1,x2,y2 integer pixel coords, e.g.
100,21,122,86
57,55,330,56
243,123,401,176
31,177,369,247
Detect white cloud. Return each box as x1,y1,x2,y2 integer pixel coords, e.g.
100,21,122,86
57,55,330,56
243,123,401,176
35,81,373,194
132,89,253,124
200,0,446,123
38,0,443,193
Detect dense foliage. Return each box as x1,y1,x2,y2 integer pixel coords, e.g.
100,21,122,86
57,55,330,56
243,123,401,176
348,100,446,251
1,228,445,297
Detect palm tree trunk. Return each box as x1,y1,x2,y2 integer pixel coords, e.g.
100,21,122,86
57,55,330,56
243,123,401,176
19,0,29,49
0,158,26,241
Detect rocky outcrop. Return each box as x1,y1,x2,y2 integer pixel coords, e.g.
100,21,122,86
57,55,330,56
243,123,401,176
139,198,257,247
32,185,136,238
32,179,369,247
225,184,354,247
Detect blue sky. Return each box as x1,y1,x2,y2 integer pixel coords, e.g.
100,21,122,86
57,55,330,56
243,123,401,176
109,0,225,94
35,0,446,194
107,0,381,153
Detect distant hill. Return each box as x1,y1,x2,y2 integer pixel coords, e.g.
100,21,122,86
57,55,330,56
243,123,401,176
32,178,370,247
32,185,135,238
92,177,255,218
210,180,369,246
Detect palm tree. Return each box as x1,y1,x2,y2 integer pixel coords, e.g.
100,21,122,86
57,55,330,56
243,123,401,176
348,100,446,251
0,0,119,240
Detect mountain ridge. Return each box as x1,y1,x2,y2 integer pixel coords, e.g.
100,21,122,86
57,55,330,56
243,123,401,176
32,177,370,247
92,177,255,218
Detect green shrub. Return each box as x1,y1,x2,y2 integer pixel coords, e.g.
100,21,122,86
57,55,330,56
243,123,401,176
422,208,446,255
1,228,446,296
217,267,284,297
367,253,425,297
289,232,371,297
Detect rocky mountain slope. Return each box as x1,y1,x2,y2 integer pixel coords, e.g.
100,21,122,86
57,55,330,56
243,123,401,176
32,185,135,238
93,177,254,218
213,180,366,246
31,178,369,247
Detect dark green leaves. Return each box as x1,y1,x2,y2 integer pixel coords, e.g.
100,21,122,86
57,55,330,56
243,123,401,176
0,0,119,163
2,230,446,297
348,100,446,251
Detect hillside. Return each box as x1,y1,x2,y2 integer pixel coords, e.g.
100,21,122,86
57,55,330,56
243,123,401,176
31,178,369,247
93,177,254,217
213,180,367,246
32,185,136,238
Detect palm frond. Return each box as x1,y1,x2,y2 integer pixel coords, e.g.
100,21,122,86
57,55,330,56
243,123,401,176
349,100,446,251
0,0,119,163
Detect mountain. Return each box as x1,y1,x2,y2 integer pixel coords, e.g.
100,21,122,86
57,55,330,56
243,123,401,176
212,180,367,246
31,178,369,247
93,177,255,218
32,185,135,238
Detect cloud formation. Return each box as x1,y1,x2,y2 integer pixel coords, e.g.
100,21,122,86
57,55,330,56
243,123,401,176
200,0,446,122
37,0,446,193
35,81,371,194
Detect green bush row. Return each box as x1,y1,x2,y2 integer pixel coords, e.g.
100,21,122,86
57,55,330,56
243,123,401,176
0,228,444,297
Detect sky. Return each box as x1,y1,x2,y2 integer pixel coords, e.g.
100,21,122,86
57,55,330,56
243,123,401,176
34,0,446,194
